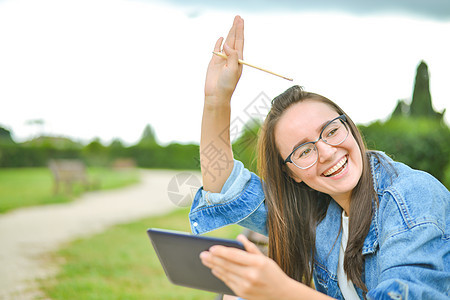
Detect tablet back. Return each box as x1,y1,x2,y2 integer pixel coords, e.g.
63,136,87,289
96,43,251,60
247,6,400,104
147,228,245,296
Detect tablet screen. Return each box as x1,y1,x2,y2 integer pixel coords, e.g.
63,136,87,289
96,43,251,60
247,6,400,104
147,228,245,296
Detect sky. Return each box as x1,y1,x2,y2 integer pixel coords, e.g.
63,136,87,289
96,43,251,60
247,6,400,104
1,0,449,146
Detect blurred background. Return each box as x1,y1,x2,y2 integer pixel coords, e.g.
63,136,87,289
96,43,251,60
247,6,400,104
0,0,449,299
1,0,449,187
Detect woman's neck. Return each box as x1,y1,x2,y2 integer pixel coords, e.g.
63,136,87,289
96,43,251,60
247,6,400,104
331,192,351,216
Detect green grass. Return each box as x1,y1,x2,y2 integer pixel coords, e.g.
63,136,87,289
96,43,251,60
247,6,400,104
0,167,140,213
40,208,242,300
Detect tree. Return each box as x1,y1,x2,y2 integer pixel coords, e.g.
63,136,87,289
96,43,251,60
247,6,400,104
82,138,108,166
362,61,450,187
391,99,409,118
108,138,127,159
109,138,125,150
139,124,158,146
232,119,262,174
409,61,444,120
84,138,106,153
389,61,446,121
0,126,15,144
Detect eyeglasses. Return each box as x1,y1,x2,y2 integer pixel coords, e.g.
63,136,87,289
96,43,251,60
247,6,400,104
283,115,349,169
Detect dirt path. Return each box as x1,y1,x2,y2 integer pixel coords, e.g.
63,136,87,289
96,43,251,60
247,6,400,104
0,169,201,299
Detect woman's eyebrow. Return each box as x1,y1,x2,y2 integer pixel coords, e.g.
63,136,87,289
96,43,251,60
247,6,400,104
290,118,335,151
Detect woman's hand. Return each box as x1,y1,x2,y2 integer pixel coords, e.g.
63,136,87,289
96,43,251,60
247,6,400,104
200,234,293,300
204,15,244,102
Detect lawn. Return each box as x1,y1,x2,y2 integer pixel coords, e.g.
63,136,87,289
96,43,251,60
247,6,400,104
40,208,243,300
0,167,140,213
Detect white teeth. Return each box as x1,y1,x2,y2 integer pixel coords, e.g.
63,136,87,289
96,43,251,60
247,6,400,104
324,156,347,177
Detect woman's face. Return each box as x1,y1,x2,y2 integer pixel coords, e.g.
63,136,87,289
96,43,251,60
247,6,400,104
274,100,363,203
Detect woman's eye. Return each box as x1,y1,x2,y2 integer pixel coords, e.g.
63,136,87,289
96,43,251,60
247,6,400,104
298,148,311,158
327,128,338,137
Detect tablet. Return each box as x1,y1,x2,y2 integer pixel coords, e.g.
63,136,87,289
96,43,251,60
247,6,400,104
147,228,245,296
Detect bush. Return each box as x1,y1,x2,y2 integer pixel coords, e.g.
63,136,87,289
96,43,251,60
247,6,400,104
127,143,200,170
232,119,261,174
0,141,201,170
359,117,450,187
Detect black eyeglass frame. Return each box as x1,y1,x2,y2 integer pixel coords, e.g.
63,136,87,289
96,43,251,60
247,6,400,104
283,114,349,169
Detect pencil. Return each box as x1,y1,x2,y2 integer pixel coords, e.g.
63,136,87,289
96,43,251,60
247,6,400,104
212,51,293,81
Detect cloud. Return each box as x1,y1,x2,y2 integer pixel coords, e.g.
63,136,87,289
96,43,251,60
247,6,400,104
150,0,450,21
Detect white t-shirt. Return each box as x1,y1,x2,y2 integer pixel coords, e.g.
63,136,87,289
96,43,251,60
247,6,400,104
337,211,360,299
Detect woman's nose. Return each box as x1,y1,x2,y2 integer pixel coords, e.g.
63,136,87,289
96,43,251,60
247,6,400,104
317,140,337,163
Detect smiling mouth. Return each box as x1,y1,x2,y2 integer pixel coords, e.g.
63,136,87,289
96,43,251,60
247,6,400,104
323,155,348,177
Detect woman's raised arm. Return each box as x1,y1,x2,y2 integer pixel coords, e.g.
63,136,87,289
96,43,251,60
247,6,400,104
200,16,244,192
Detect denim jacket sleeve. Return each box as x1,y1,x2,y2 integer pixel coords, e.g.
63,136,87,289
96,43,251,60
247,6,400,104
189,159,268,236
367,162,450,300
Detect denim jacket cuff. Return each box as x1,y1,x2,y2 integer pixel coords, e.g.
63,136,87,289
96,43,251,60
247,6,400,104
201,159,251,205
189,160,267,235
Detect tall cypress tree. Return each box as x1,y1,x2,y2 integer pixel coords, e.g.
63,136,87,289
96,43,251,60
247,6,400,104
410,61,441,119
139,124,158,146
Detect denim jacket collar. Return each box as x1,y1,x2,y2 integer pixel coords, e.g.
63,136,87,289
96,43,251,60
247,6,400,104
362,203,379,255
362,152,388,255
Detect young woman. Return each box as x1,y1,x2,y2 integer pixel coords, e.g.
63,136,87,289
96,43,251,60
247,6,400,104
190,16,449,300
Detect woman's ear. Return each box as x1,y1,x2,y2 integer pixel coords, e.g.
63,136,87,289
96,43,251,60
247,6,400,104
293,176,302,183
282,164,302,183
291,173,302,183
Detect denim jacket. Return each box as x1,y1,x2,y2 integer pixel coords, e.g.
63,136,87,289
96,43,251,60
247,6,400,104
189,152,450,299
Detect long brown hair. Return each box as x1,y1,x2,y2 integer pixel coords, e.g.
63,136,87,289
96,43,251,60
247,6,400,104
257,85,376,291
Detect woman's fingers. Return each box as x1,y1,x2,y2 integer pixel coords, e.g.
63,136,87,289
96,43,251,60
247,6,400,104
213,37,224,53
200,234,265,277
200,242,292,299
201,249,248,272
211,263,244,287
206,243,263,269
200,234,295,299
210,37,226,66
204,16,244,99
234,17,244,59
201,250,255,295
237,234,262,255
218,16,243,71
222,44,239,71
223,15,238,50
210,246,251,265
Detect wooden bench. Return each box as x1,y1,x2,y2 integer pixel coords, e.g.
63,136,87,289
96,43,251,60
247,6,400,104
48,159,93,195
